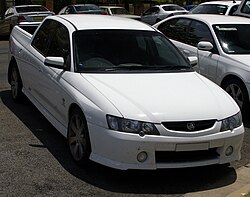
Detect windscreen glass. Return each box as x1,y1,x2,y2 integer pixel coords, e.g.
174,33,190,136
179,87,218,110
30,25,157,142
189,4,228,14
16,6,48,13
73,30,191,73
213,24,250,54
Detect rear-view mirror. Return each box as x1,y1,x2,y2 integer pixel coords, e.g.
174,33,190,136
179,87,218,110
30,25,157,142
44,57,65,69
197,41,213,51
187,56,198,67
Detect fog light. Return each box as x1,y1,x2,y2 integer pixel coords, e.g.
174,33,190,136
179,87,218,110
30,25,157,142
137,151,147,162
225,146,233,156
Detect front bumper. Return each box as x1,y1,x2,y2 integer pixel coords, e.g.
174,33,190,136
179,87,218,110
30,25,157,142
88,123,244,170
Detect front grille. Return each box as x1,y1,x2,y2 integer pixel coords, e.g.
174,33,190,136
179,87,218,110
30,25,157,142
162,119,216,132
155,148,219,163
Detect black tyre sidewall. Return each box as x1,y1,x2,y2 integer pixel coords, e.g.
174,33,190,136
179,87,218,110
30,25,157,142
10,65,23,102
223,79,249,115
68,108,91,166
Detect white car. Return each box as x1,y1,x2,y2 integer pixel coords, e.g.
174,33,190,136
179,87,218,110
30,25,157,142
0,5,54,36
234,0,250,18
8,14,244,170
141,4,188,25
99,6,141,20
154,14,250,114
188,1,241,15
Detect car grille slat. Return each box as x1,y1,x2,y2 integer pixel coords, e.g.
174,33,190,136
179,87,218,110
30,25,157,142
162,119,216,132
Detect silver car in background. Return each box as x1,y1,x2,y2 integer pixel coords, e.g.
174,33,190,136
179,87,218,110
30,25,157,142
141,4,188,25
0,5,54,36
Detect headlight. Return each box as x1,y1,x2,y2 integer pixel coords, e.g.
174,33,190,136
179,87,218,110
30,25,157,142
106,115,159,135
221,112,242,132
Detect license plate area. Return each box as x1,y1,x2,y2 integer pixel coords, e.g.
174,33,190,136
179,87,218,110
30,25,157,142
33,16,44,21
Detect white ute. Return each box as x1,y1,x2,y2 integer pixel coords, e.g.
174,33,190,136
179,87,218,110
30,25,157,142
8,15,244,170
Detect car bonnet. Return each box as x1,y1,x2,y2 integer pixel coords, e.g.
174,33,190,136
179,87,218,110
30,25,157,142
81,72,239,123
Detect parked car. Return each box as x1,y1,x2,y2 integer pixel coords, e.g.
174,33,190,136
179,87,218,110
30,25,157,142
234,0,250,18
154,14,250,114
99,6,141,20
58,4,107,15
8,14,244,170
0,5,54,36
188,1,241,15
141,4,188,25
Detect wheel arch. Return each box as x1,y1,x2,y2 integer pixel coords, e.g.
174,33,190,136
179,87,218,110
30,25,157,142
67,103,92,164
221,74,250,106
221,74,248,93
67,103,88,129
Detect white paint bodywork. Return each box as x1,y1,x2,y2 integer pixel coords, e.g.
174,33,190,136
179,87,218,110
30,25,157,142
154,14,250,107
9,15,244,170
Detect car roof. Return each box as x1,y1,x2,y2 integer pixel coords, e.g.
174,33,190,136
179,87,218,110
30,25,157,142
200,1,241,6
55,15,154,31
14,5,45,8
157,4,180,7
72,4,97,6
99,6,124,8
168,14,250,25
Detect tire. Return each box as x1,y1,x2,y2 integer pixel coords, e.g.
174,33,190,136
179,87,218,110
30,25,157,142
222,79,249,114
10,64,23,102
68,107,91,166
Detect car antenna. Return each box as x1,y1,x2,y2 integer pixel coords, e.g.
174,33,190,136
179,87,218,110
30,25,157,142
233,0,236,3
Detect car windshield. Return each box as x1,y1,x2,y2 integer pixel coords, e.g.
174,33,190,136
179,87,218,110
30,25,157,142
16,6,49,13
189,4,228,14
163,5,185,11
111,8,129,14
213,24,250,54
75,5,100,11
73,30,191,73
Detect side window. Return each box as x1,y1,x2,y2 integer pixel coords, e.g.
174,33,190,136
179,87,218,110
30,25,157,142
242,1,250,14
158,18,191,44
47,23,70,62
32,19,58,56
188,20,214,47
58,7,66,14
229,5,239,15
154,7,160,13
65,7,71,14
144,8,154,15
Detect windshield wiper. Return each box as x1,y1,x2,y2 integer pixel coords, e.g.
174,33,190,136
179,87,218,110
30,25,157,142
105,64,191,71
105,64,149,71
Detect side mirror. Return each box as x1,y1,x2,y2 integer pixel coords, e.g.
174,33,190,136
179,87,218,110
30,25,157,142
197,41,213,51
44,57,65,69
187,56,198,67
